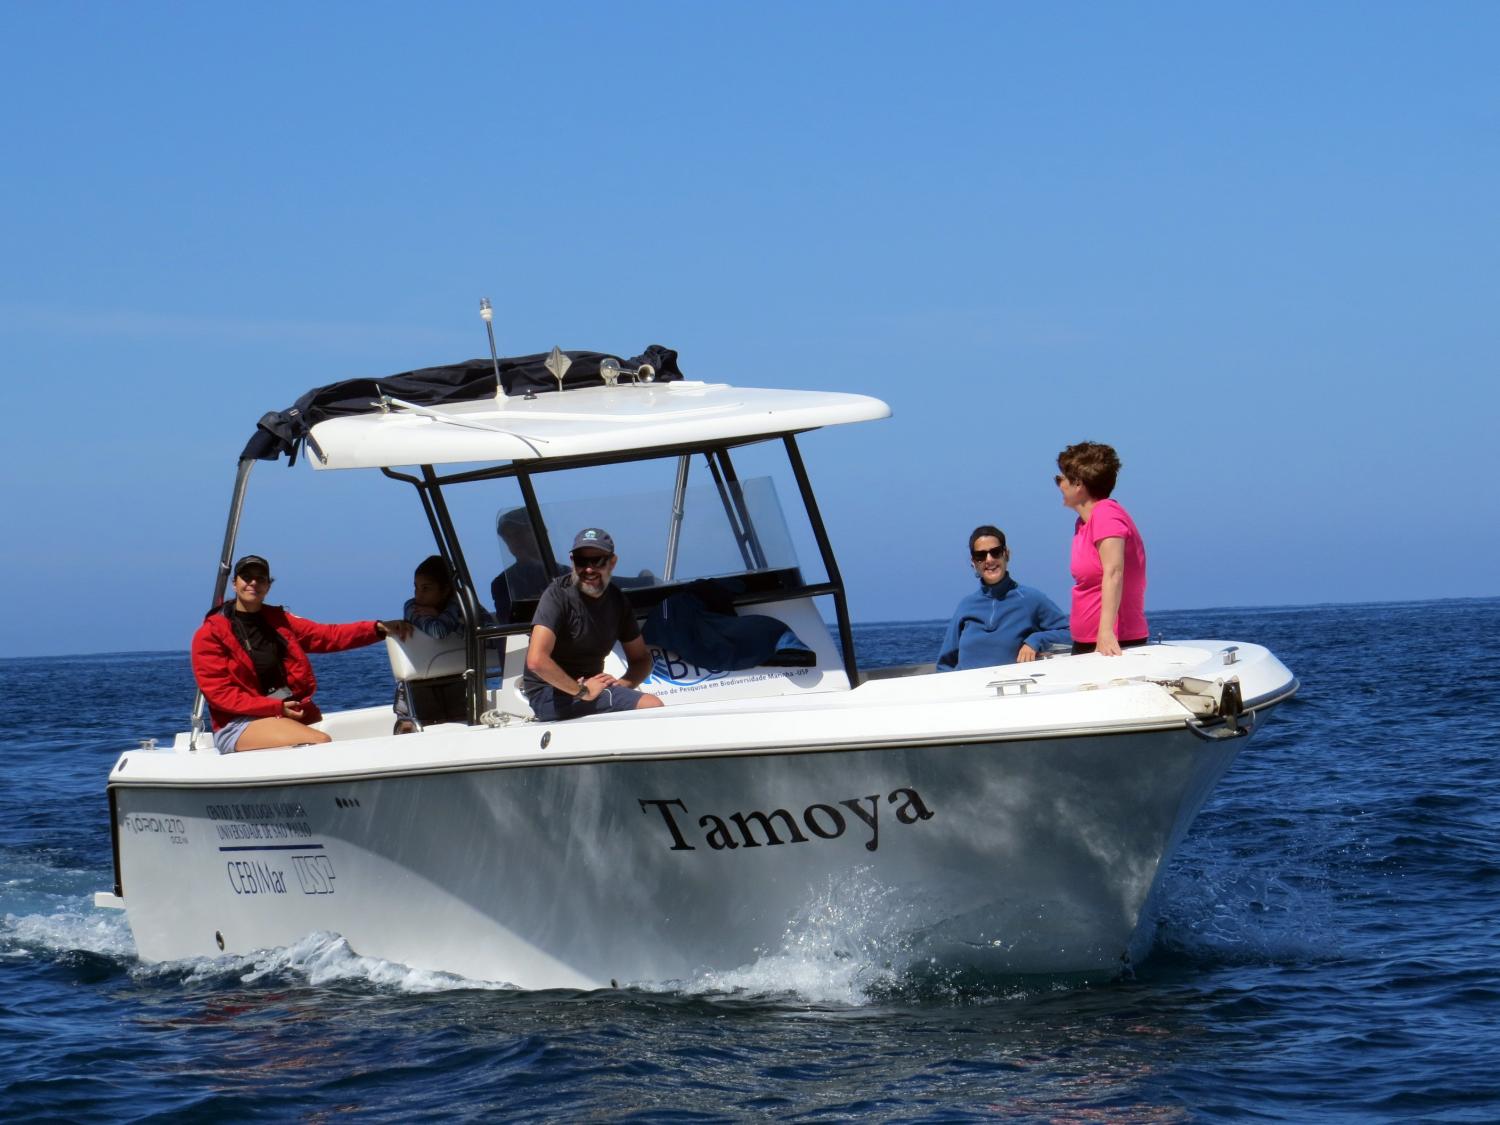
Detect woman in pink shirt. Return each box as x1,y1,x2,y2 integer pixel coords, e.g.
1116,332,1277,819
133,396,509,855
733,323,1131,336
1056,442,1148,656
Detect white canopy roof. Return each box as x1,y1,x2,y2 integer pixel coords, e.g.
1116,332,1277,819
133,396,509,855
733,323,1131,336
304,380,891,469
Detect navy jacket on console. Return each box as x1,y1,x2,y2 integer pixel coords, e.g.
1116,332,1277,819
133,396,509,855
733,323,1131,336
643,581,814,671
935,575,1070,672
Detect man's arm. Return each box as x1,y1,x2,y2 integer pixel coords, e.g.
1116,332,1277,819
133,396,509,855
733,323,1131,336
525,625,596,700
617,635,655,689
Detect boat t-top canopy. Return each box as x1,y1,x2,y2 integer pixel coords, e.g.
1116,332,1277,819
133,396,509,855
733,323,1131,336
242,346,891,471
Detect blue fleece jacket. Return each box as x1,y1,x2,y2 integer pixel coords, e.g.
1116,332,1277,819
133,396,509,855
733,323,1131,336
935,575,1070,671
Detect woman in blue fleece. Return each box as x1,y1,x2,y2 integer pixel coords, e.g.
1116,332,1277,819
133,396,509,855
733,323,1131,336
935,525,1070,671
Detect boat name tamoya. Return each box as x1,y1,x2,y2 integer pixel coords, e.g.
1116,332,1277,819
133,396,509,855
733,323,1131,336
638,787,935,854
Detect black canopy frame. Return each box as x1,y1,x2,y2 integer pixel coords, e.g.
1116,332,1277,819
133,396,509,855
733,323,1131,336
193,348,861,737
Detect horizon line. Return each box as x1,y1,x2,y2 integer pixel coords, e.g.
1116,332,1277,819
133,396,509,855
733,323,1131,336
2,592,1494,662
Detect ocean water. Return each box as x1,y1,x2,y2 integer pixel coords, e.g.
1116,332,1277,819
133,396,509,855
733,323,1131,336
3,599,1498,1122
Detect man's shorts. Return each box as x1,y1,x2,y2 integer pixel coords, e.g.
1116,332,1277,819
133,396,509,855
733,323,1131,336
213,718,252,754
526,684,647,722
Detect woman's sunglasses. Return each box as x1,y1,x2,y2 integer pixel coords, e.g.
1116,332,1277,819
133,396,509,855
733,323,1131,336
971,547,1006,562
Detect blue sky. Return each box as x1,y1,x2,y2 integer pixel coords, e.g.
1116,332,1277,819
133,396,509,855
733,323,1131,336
1,2,1496,657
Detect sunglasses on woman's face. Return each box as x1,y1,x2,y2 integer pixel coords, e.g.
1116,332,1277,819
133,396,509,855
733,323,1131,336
971,547,1006,562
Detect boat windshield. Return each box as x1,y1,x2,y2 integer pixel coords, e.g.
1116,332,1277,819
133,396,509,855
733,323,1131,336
435,446,820,625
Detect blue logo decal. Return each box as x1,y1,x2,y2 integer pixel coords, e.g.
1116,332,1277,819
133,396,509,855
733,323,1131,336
647,648,729,687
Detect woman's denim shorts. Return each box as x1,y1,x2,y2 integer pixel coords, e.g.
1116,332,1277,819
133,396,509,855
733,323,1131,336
213,718,252,754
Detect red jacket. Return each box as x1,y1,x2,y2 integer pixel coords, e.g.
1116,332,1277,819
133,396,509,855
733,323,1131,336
192,603,381,730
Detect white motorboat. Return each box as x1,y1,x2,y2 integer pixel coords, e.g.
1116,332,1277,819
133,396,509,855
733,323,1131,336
98,340,1298,989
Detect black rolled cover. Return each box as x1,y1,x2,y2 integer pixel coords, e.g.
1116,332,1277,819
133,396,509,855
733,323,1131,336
240,345,682,464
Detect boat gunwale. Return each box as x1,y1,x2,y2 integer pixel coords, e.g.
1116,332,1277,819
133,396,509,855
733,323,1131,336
107,681,1297,791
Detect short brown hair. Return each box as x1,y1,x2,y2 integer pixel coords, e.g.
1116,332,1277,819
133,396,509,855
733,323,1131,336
1057,442,1121,499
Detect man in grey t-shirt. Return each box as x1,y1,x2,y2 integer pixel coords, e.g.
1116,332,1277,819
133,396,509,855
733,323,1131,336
522,528,664,721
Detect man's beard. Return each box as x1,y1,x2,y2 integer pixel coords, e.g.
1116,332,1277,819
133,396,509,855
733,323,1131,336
578,574,610,597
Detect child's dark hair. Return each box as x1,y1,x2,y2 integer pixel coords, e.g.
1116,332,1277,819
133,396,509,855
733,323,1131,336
414,555,452,588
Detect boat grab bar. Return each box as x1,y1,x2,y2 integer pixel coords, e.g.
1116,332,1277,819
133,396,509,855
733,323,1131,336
987,677,1037,697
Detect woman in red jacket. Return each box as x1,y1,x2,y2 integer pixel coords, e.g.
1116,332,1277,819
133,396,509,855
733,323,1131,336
192,555,412,753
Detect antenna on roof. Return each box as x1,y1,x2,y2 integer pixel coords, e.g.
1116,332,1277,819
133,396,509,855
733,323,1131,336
480,297,527,400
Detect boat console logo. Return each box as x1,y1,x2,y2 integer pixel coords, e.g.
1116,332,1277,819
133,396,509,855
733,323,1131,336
639,787,933,854
646,646,814,689
646,646,728,687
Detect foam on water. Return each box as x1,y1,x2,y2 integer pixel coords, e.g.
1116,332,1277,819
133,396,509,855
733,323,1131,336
132,930,518,993
2,902,136,962
684,942,896,1008
678,866,995,1006
1,853,137,962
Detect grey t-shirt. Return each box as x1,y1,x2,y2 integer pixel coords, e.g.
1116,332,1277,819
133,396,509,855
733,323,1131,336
521,576,642,694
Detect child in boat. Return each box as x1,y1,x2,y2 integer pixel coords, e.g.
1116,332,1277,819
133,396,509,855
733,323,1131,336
405,554,465,638
393,555,469,732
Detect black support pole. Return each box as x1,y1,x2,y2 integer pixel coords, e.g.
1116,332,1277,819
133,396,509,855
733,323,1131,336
782,434,859,685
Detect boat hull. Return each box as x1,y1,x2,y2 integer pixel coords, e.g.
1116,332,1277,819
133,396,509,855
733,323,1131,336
113,722,1249,988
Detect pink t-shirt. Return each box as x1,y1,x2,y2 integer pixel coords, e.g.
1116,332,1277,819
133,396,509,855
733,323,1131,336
1070,498,1148,643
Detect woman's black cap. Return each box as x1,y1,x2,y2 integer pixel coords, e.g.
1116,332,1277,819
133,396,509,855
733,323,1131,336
233,555,272,579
